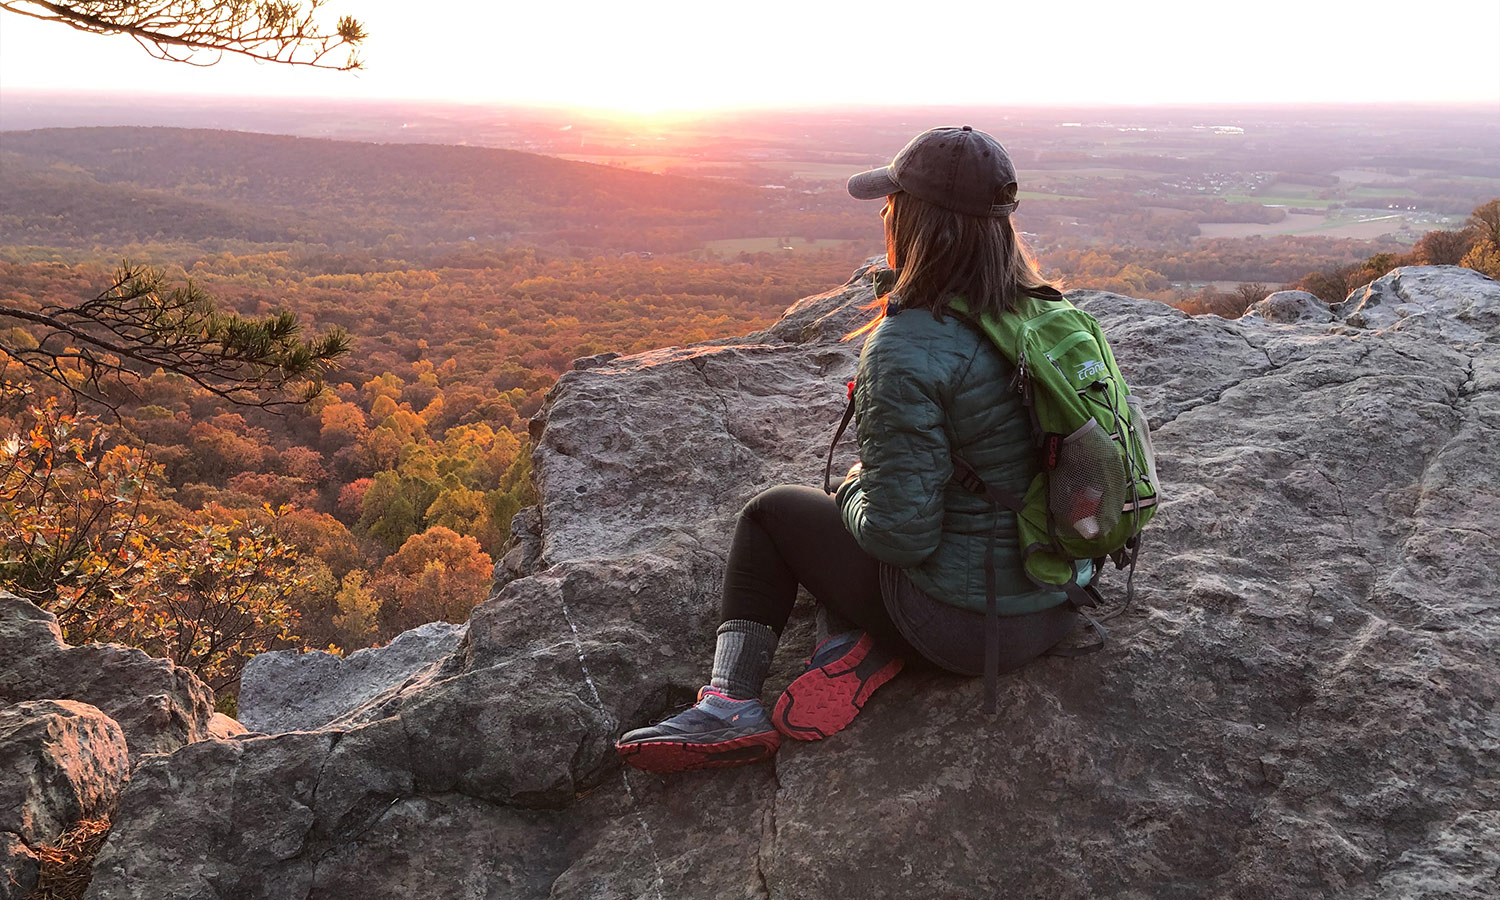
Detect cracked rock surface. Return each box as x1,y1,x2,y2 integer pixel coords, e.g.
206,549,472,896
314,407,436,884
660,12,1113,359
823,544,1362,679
86,265,1499,899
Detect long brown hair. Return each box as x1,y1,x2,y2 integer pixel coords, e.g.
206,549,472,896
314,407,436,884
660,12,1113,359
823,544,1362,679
846,189,1057,339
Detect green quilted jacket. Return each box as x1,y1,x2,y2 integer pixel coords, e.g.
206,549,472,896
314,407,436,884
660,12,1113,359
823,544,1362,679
835,301,1071,616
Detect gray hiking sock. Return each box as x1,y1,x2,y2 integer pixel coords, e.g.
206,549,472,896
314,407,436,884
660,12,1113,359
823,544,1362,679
816,605,856,646
709,620,779,701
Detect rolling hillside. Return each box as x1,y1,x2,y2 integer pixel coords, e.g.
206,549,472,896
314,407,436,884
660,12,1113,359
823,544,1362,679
0,127,864,253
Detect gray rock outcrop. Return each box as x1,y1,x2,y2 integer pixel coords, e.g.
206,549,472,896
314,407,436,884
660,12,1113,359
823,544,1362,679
1246,288,1334,323
0,592,215,761
0,700,129,897
239,621,468,733
85,265,1500,899
1333,264,1500,342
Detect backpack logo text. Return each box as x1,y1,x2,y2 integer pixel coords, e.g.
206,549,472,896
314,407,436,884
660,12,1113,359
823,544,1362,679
1075,359,1106,382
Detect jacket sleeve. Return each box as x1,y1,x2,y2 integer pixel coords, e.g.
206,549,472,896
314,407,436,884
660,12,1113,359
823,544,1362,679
836,326,951,566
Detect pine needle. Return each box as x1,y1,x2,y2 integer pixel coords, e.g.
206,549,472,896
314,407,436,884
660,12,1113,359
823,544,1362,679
34,817,112,900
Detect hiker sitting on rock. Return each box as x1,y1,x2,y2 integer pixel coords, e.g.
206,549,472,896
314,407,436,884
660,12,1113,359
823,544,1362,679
617,126,1103,773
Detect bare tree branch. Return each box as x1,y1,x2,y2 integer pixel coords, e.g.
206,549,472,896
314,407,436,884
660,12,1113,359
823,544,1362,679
0,1,365,69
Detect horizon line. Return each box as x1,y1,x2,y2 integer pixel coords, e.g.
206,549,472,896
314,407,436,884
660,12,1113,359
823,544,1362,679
2,88,1498,118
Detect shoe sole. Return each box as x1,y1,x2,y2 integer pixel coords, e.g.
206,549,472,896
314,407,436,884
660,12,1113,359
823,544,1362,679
616,730,781,774
771,634,903,741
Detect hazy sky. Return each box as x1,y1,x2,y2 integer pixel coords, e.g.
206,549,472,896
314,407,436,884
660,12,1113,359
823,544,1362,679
2,0,1498,114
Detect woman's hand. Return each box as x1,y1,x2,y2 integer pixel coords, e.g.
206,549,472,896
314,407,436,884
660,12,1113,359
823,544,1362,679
837,461,863,496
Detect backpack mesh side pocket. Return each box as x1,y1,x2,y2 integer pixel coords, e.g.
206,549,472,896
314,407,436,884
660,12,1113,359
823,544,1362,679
1048,418,1127,539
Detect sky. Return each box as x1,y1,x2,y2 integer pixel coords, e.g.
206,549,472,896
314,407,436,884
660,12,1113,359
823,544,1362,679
1,0,1498,114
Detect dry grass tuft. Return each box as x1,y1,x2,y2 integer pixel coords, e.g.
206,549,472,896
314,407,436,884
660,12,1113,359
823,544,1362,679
34,817,112,900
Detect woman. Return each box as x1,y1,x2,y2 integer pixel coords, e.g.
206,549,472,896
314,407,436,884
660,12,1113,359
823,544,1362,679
615,126,1083,774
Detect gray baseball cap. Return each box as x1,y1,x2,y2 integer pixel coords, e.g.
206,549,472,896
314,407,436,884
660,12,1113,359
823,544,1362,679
848,125,1019,217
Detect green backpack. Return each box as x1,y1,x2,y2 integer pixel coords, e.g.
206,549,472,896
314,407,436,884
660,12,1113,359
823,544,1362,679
948,291,1159,609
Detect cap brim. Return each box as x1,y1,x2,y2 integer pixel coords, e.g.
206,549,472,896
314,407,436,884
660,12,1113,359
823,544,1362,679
847,166,900,200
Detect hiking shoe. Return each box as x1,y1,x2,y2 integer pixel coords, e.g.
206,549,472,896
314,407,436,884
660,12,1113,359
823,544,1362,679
616,687,781,774
772,630,903,741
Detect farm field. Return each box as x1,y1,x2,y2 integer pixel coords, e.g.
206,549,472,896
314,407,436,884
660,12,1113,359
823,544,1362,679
1038,167,1148,178
703,236,858,254
554,155,871,184
1197,213,1330,238
1196,211,1409,240
752,161,865,183
556,153,712,174
1223,193,1335,208
1331,168,1411,184
1019,190,1090,201
1312,214,1411,239
1350,186,1421,199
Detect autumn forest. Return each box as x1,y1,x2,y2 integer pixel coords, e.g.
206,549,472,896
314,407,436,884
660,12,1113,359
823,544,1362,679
3,110,1497,707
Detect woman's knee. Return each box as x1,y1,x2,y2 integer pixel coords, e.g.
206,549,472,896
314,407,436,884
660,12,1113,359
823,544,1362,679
738,483,820,523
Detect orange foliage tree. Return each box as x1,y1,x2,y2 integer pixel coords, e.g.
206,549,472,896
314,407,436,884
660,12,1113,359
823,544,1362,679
1,400,306,692
1460,199,1500,279
370,526,492,638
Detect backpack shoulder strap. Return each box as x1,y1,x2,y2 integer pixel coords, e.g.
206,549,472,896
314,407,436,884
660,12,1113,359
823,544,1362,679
948,450,1025,513
823,381,857,494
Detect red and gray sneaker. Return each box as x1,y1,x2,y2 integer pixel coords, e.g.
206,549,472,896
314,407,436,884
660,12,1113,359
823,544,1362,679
772,630,903,741
616,687,781,774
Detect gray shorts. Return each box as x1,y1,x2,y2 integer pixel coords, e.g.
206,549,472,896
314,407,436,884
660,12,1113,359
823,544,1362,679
879,564,1077,676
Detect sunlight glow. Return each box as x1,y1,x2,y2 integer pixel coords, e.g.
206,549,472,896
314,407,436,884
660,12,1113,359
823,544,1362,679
1,0,1497,112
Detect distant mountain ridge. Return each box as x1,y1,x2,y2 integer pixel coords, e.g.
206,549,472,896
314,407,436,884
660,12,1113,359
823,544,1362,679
0,127,844,253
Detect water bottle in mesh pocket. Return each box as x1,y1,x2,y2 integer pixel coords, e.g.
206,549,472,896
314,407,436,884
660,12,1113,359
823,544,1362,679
1048,418,1127,539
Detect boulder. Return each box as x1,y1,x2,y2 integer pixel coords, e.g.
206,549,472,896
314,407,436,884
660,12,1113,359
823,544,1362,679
0,592,215,762
87,266,1500,899
1246,289,1334,324
207,713,248,740
0,700,129,895
238,621,468,733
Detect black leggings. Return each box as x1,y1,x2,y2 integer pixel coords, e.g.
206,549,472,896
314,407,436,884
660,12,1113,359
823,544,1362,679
722,484,1077,672
721,484,912,653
